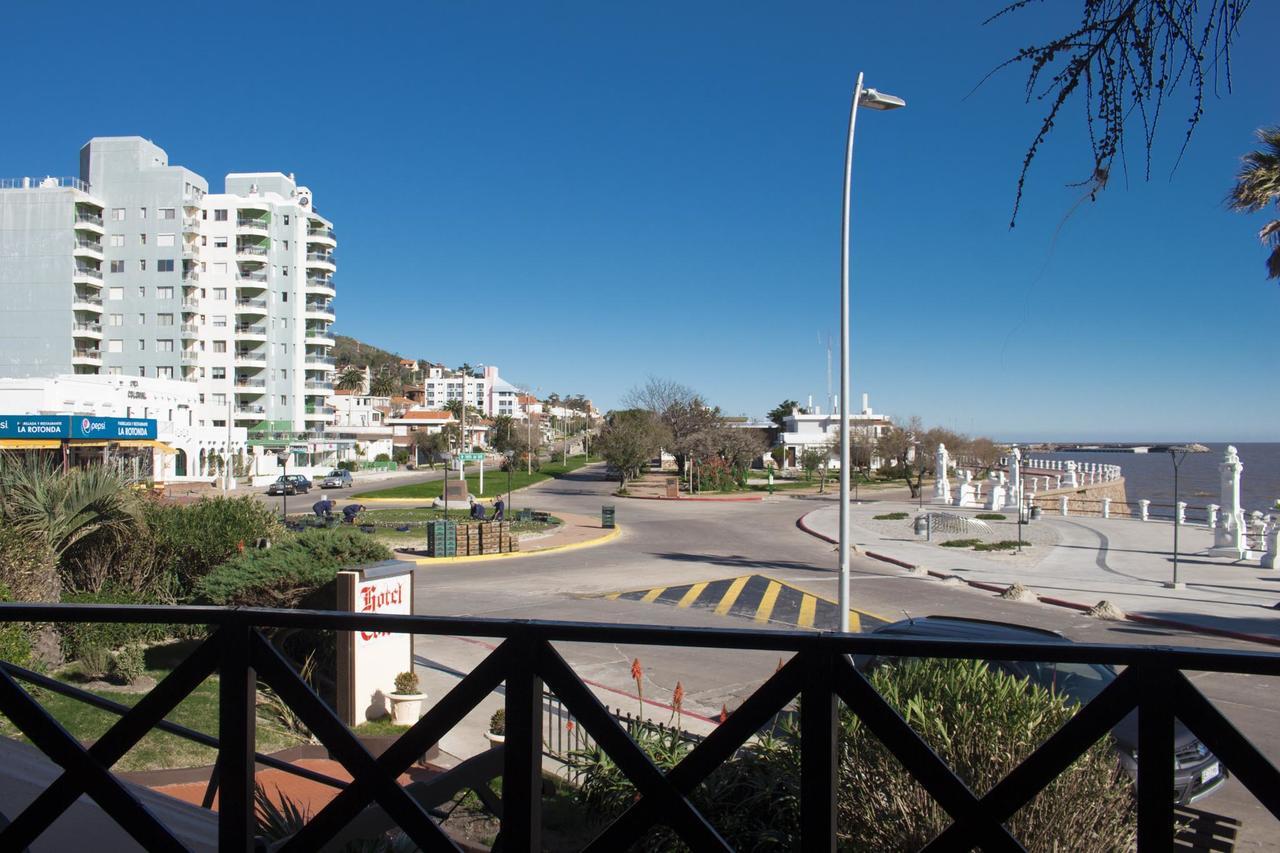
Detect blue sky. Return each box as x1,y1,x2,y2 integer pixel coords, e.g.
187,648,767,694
2,1,1277,441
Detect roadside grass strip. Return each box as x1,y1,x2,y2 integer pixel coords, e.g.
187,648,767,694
604,573,889,632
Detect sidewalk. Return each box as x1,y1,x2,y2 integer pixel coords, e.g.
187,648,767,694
800,500,1280,644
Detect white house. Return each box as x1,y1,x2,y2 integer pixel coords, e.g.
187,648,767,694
776,394,893,470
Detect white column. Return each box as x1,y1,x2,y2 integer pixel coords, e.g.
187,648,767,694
1207,504,1219,529
1176,502,1187,525
1102,497,1111,519
1060,496,1069,516
1139,499,1150,521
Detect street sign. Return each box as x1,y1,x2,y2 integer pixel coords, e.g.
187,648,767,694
459,452,485,462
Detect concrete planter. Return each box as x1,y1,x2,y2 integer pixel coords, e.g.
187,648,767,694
484,731,505,747
388,692,425,725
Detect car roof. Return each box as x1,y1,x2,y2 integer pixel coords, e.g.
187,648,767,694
871,616,1069,643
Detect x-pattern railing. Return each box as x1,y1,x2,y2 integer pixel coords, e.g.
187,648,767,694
0,603,1277,852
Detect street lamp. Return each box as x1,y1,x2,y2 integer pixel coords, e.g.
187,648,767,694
1165,446,1190,589
838,74,906,634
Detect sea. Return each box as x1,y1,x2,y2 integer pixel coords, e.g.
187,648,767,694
1034,443,1280,519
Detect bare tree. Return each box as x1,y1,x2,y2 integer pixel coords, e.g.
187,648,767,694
985,0,1250,226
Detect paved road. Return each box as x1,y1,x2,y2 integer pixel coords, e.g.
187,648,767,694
411,464,1277,848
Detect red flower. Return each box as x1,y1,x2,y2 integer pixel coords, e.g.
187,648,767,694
672,681,684,711
719,704,729,724
630,658,643,681
566,720,575,732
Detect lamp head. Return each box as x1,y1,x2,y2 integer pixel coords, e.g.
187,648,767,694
859,87,906,111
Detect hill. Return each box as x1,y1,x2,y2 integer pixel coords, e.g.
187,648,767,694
332,335,419,372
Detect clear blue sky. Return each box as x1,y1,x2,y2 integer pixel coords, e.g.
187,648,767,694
3,1,1277,442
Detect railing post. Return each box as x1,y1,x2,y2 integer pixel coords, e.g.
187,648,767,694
800,646,836,852
503,633,543,850
1137,662,1175,851
218,618,257,852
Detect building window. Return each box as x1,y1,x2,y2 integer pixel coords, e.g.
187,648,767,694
280,395,287,405
139,207,147,219
213,393,226,406
282,266,288,277
111,208,125,221
157,313,174,326
139,233,147,245
137,313,145,324
213,340,227,353
157,286,173,299
214,209,228,221
158,366,173,379
107,339,123,353
157,233,175,247
201,235,207,246
109,260,124,273
214,236,229,249
109,234,124,247
108,313,123,326
138,339,146,351
214,262,227,274
156,339,174,352
138,286,146,298
283,240,289,250
157,259,174,272
281,291,287,302
139,260,148,272
283,215,290,225
212,367,226,379
213,288,227,300
107,367,122,375
159,208,175,220
108,287,123,300
138,366,146,376
212,315,227,328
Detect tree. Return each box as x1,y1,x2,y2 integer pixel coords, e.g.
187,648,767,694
336,366,365,392
766,400,800,430
412,430,448,467
799,448,825,483
489,415,518,453
985,1,1249,226
1227,127,1280,281
597,410,669,490
369,372,397,398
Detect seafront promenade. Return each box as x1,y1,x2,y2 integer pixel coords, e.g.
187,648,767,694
801,499,1280,643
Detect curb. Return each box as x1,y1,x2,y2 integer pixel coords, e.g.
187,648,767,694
618,493,764,502
794,508,1280,649
401,524,622,566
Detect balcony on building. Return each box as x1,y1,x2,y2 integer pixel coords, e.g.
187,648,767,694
303,379,335,393
234,404,267,420
73,263,103,285
305,327,335,347
235,241,269,262
235,297,268,317
304,354,336,370
72,291,104,313
178,349,199,364
236,215,270,237
181,243,199,261
235,323,268,341
305,223,336,247
304,302,335,321
234,349,268,367
304,405,336,419
234,375,266,391
72,322,103,341
71,348,102,366
73,207,105,233
181,296,200,312
304,274,335,297
181,266,199,284
180,322,200,338
304,252,336,273
73,236,104,260
237,269,268,286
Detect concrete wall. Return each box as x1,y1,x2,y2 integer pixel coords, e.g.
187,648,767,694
0,188,77,376
1030,478,1132,518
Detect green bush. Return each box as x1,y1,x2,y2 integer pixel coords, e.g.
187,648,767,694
195,528,392,608
0,527,58,603
109,645,145,684
0,582,32,668
374,453,391,463
79,643,110,679
974,539,1030,551
873,512,909,520
939,538,981,548
145,496,284,595
975,512,1007,520
337,460,357,472
58,588,186,661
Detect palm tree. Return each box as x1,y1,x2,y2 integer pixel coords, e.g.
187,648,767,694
369,372,397,397
1227,126,1280,281
336,366,365,392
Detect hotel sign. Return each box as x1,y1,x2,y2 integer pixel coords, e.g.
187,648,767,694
336,560,415,725
0,415,157,441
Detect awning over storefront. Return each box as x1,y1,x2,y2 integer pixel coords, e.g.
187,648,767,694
117,439,177,454
0,439,60,449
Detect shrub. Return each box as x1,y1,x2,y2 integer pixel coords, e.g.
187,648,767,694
393,451,410,464
195,528,392,608
79,643,110,679
873,512,909,520
336,460,357,472
108,644,145,684
939,538,981,548
58,588,185,661
374,453,391,463
0,526,58,604
839,659,1134,850
0,582,32,668
975,539,1030,552
488,708,505,736
975,512,1007,520
393,671,419,695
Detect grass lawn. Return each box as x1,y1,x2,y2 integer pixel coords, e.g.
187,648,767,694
355,454,600,500
354,508,562,545
0,640,306,771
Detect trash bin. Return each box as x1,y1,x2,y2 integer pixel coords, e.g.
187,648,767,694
913,515,928,536
1030,506,1043,521
601,505,616,529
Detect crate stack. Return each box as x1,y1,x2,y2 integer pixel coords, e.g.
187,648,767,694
461,523,482,556
427,520,457,558
480,521,517,554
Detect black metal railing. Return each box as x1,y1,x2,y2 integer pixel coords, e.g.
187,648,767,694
0,604,1277,851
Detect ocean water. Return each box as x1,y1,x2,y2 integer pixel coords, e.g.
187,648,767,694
1036,443,1280,518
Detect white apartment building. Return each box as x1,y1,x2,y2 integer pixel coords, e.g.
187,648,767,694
420,364,523,418
0,137,340,471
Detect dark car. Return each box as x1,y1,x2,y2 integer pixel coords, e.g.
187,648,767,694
858,616,1226,805
266,474,312,496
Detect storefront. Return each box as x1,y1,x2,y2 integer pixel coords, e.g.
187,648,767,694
0,414,171,480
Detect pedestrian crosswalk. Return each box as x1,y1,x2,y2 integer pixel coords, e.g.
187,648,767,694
604,574,888,632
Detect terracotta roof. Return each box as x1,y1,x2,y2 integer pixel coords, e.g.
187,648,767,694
335,389,358,396
517,395,538,405
397,410,454,421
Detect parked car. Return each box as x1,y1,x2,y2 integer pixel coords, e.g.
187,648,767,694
857,616,1227,805
266,474,312,496
320,469,353,489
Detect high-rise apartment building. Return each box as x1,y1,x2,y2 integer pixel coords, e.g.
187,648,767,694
0,136,337,434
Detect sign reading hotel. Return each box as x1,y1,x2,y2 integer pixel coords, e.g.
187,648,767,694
336,561,415,725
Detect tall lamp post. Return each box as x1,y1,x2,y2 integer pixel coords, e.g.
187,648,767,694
838,74,906,634
1165,446,1189,589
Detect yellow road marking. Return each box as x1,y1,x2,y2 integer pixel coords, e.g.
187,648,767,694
605,592,620,601
847,611,861,632
797,595,817,629
640,587,665,603
754,581,783,624
714,576,750,615
676,582,708,609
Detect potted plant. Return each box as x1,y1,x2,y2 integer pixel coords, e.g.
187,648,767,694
485,708,505,746
388,671,425,724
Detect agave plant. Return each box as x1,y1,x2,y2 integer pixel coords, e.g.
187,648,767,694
0,455,141,562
